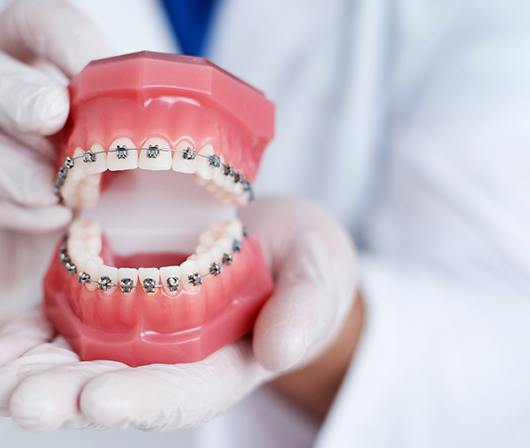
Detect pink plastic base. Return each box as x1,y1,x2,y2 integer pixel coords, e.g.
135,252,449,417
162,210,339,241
43,237,273,366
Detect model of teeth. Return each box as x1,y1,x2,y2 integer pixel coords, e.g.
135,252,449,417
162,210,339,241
44,52,275,366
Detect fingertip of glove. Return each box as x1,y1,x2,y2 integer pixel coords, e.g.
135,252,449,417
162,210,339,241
80,373,131,428
3,204,72,234
33,84,69,135
10,378,65,432
254,324,308,372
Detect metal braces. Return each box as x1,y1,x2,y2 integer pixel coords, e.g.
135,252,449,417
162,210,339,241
54,146,254,201
58,227,250,294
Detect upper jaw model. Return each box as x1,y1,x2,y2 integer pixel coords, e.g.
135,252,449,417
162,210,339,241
43,51,275,366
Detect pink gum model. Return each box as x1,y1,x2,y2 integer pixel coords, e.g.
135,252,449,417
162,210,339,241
43,51,275,366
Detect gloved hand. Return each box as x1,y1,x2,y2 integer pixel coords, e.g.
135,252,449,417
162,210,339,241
0,0,111,232
0,198,358,431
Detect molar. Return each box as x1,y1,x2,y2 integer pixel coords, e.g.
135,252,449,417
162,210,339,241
213,237,234,263
199,229,218,248
139,137,172,170
76,173,101,208
69,218,101,237
69,147,87,179
67,237,101,267
225,219,243,239
107,137,138,171
196,244,209,254
172,139,197,174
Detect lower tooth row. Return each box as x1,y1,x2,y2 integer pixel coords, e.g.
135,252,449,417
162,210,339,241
59,222,248,295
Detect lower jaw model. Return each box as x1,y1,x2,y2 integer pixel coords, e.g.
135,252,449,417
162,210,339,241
43,52,275,366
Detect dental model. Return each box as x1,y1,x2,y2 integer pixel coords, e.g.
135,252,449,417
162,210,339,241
43,52,275,366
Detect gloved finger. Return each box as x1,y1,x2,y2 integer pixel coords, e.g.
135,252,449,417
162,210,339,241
0,52,68,135
243,199,358,371
4,129,57,162
80,341,271,431
0,134,59,206
0,307,54,366
10,360,123,431
0,201,71,233
0,0,112,77
0,337,78,415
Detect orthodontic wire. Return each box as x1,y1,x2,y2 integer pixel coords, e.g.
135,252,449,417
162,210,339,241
55,145,253,292
58,226,249,292
56,146,254,200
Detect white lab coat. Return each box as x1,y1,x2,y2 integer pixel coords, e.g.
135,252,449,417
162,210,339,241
2,0,530,447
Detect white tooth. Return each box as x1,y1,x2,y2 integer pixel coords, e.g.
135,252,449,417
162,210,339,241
224,177,236,193
172,140,197,174
62,186,79,208
138,267,160,294
69,218,89,236
160,266,181,295
139,137,172,170
85,143,107,174
83,236,102,255
209,245,226,265
226,219,243,239
99,265,118,294
67,229,101,265
216,237,233,256
192,253,212,276
67,242,86,267
108,137,138,171
67,240,84,254
196,244,209,254
233,181,244,197
199,229,217,247
69,218,101,237
196,144,215,180
211,220,230,233
77,173,101,207
235,194,248,205
212,156,226,187
84,256,103,291
69,147,86,180
180,260,201,292
61,148,86,207
84,223,102,238
63,147,86,184
73,147,85,159
73,254,93,271
118,268,138,294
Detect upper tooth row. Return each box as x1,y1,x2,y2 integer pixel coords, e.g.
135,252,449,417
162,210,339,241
54,138,253,201
61,219,249,295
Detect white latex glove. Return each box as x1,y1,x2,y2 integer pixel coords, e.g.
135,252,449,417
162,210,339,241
0,0,111,232
0,198,358,431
